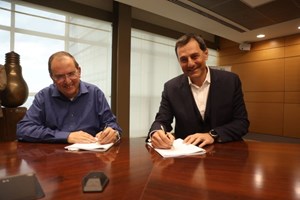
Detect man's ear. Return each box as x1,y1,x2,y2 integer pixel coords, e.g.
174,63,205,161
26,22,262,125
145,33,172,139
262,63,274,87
77,67,81,77
204,49,209,60
49,74,55,83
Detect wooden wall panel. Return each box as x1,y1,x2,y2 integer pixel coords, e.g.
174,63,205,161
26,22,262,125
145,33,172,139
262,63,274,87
284,104,300,138
219,38,284,57
219,33,300,138
285,92,300,104
232,59,284,91
219,47,284,65
246,102,283,136
219,38,238,48
244,92,284,103
285,57,300,91
218,45,240,57
285,34,300,46
250,38,285,50
285,44,300,57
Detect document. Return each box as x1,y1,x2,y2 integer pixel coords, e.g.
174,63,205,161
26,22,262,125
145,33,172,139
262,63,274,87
64,142,114,152
148,138,206,158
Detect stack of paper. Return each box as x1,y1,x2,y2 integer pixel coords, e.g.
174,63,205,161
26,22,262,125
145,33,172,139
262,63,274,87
149,138,206,158
64,142,114,152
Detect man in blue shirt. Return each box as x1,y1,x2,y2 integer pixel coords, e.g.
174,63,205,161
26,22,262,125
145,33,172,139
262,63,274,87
17,51,122,144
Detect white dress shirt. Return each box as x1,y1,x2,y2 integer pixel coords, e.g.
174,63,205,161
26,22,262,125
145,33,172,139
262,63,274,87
188,66,211,120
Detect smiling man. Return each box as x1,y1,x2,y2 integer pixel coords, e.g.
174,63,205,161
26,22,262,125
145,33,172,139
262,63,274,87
17,51,122,144
147,33,249,149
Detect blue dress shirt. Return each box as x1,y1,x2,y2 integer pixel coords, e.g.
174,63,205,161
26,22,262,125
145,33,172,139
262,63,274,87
17,81,122,143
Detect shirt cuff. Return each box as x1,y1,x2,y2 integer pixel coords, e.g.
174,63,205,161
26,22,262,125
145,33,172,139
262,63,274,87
147,130,159,142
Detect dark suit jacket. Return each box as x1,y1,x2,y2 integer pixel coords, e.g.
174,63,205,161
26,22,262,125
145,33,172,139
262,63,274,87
148,68,249,143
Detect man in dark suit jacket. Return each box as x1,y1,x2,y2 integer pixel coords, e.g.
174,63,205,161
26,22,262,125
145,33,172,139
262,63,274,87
147,33,249,149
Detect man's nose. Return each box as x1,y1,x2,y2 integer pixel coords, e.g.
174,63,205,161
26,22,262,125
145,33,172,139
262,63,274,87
63,74,72,83
187,57,195,67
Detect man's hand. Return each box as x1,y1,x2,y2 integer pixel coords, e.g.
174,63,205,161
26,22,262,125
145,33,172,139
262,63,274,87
67,130,97,144
184,133,214,148
95,127,119,144
151,130,175,149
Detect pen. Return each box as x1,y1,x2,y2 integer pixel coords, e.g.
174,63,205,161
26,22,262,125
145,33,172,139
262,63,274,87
160,124,166,134
161,124,170,138
103,124,108,131
161,124,173,147
96,124,108,141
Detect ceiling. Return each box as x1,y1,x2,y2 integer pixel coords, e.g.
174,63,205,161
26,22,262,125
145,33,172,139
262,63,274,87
116,0,300,43
71,0,300,44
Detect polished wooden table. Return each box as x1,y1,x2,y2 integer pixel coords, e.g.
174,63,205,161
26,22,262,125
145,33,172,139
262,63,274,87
1,138,300,200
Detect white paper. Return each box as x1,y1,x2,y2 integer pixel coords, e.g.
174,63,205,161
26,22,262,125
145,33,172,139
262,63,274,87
149,138,206,158
65,142,114,152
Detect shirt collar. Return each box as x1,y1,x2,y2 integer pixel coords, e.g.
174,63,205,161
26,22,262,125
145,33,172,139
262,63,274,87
51,81,88,100
188,66,211,87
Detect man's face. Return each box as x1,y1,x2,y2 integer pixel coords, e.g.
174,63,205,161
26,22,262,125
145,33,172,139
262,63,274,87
176,39,208,84
50,56,81,99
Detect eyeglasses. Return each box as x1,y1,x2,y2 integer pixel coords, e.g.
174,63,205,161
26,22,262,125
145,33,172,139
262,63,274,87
52,70,78,83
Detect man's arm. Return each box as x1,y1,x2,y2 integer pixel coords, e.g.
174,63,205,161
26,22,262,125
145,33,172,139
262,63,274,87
146,82,175,142
210,73,249,143
16,93,69,143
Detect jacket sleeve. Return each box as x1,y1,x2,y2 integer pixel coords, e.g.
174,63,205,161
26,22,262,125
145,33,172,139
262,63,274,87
146,82,175,141
212,73,249,143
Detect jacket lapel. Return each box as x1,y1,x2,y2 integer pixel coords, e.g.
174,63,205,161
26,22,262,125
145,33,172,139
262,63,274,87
206,69,219,127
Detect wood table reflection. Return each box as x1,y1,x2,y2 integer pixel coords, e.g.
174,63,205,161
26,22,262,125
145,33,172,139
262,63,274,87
1,138,300,200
